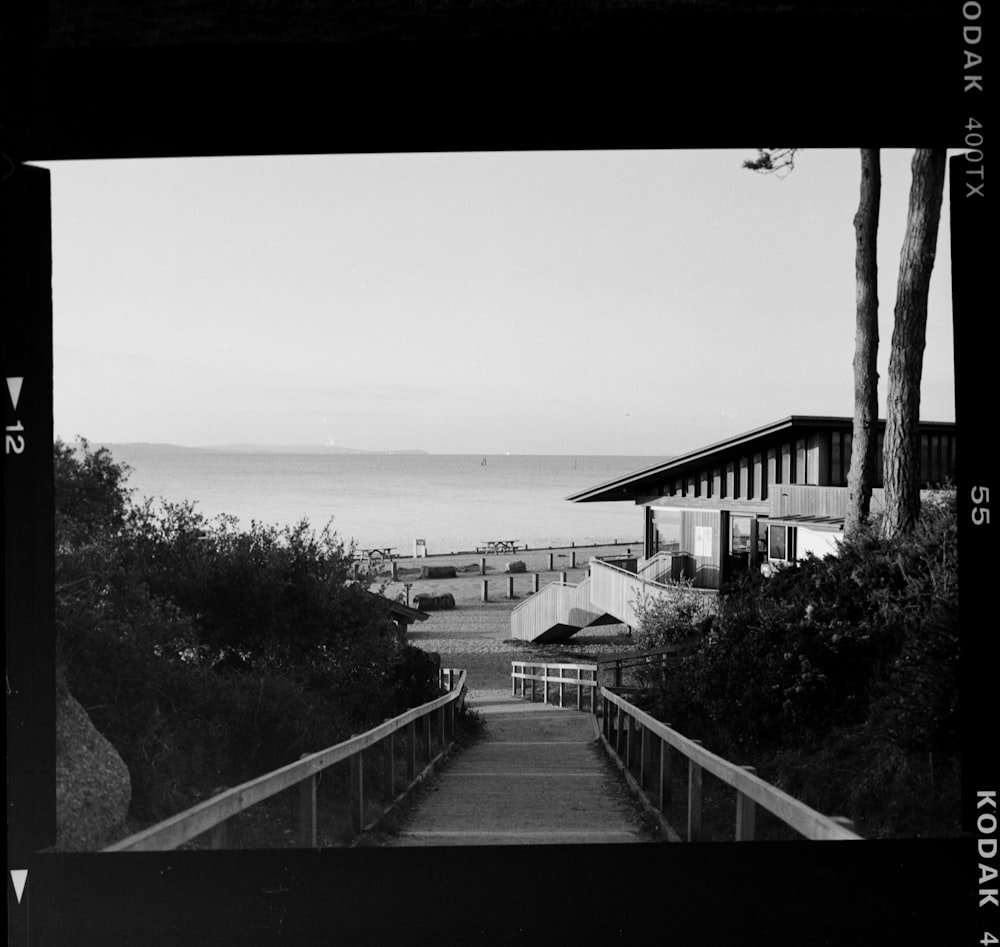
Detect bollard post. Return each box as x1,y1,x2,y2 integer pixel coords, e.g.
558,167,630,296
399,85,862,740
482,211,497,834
480,557,486,576
560,571,567,584
570,551,576,568
547,553,554,571
506,575,514,599
532,573,540,593
481,579,489,602
390,559,398,581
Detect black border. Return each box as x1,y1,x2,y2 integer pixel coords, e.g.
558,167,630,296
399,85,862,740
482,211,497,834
4,4,989,944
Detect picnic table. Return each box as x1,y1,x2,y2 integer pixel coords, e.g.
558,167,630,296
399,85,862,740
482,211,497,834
358,547,396,564
479,540,521,555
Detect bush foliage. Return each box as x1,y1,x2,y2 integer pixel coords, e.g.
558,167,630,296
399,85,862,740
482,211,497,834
635,493,959,757
55,439,441,821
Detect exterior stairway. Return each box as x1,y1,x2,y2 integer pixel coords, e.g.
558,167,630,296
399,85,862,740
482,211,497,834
511,557,714,643
509,576,619,643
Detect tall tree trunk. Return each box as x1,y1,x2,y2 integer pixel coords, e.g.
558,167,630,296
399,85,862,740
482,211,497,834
844,149,881,541
882,148,947,539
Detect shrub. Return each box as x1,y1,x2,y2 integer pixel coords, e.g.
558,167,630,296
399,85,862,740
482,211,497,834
633,579,717,649
637,491,958,754
54,440,443,822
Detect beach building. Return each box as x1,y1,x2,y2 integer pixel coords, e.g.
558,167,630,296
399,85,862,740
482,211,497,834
511,415,956,642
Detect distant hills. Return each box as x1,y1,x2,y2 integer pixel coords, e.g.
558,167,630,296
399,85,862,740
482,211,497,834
96,442,430,456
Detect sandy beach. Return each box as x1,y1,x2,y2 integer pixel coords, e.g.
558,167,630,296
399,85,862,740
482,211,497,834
370,542,643,693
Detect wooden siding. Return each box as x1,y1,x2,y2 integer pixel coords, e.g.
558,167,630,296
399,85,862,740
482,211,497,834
738,456,750,500
770,485,851,519
781,442,792,484
830,431,845,486
631,424,955,528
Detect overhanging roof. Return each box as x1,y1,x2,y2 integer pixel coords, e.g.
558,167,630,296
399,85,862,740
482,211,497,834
566,415,956,504
768,514,845,532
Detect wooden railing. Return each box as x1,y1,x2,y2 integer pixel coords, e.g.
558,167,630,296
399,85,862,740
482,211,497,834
509,576,606,641
104,668,468,852
596,642,696,689
509,658,860,842
589,558,715,629
511,661,599,712
599,687,860,842
636,551,675,584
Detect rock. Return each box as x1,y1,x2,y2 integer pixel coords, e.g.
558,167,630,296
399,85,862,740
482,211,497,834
412,592,456,611
506,561,527,574
54,691,132,851
419,565,457,579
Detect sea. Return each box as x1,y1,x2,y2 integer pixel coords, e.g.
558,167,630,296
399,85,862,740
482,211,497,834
102,446,663,556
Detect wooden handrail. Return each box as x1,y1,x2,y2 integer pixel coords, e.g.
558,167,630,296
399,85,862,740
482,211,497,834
595,642,696,667
508,658,860,841
599,687,861,841
510,577,577,615
511,660,599,711
105,669,468,852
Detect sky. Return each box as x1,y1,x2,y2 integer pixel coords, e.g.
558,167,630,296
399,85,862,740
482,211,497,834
36,149,957,456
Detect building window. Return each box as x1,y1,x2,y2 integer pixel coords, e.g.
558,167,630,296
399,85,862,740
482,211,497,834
731,515,752,555
768,525,797,562
653,509,682,554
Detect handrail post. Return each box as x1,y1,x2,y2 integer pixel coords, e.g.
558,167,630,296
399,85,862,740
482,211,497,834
209,820,228,850
299,755,318,848
830,816,857,833
406,720,417,782
659,731,673,811
688,740,704,842
627,713,638,772
350,749,364,838
383,735,395,806
424,713,433,762
438,705,446,750
640,723,652,789
511,663,517,697
615,703,624,757
558,667,565,708
735,766,757,841
576,668,582,711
